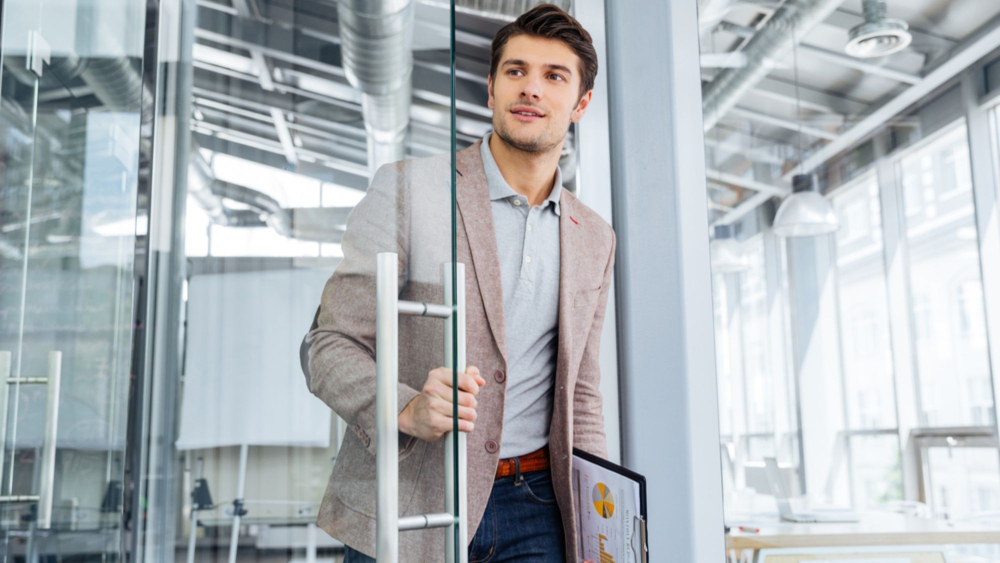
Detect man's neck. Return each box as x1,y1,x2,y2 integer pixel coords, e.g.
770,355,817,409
488,133,562,208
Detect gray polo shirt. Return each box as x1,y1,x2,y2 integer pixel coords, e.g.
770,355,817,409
479,131,562,459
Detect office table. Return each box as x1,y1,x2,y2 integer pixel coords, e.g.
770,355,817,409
726,512,1000,551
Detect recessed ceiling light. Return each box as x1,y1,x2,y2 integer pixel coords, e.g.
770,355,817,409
846,0,912,59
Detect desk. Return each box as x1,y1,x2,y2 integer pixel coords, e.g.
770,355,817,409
726,512,1000,551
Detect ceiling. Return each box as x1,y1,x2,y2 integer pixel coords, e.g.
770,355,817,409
699,0,1000,227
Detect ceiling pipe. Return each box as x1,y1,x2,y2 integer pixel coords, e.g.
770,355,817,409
429,0,571,22
336,0,416,174
702,0,845,132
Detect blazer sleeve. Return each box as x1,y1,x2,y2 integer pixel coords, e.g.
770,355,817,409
572,227,616,459
304,161,421,458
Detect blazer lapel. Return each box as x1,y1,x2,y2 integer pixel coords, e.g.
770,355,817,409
455,140,508,362
555,192,603,380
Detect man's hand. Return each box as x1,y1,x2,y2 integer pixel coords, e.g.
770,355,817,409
399,366,485,442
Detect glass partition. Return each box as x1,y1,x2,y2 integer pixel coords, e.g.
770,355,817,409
0,0,149,559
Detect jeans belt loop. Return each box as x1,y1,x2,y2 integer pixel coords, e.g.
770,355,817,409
513,456,522,485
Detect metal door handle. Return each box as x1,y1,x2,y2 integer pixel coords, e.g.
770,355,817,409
0,350,61,529
376,253,468,563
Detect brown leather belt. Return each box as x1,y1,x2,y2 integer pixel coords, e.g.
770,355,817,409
494,445,549,479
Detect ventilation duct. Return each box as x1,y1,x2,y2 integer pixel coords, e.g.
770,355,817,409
443,0,571,22
702,0,844,131
337,0,416,174
187,143,349,244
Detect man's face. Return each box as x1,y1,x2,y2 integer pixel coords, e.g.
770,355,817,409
488,34,592,154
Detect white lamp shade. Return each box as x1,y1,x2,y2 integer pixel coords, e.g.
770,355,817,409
711,237,750,273
773,190,840,237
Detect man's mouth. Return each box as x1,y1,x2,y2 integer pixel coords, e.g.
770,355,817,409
510,106,545,121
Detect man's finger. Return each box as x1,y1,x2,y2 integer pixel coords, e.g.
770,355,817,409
457,372,481,396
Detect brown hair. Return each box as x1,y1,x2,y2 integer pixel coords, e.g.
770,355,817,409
489,4,598,100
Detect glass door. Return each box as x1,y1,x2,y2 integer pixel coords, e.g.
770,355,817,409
0,0,149,560
138,0,463,561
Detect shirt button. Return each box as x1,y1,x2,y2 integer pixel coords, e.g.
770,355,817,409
527,224,533,231
486,440,499,454
513,199,522,206
525,256,532,263
494,370,506,383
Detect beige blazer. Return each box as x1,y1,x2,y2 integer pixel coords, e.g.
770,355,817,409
304,139,616,562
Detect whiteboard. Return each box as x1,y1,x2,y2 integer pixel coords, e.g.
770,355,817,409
176,269,332,450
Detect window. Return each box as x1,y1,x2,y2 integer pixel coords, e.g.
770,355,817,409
848,434,903,510
711,233,798,509
897,124,994,428
832,176,897,431
924,446,1000,519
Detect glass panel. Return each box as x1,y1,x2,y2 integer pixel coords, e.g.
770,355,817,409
897,124,995,428
141,0,462,561
832,176,897,430
924,446,1000,519
0,0,147,557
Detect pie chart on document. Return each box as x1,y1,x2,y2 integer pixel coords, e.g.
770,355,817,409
592,482,615,519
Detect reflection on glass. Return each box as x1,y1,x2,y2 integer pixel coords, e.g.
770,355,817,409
897,124,994,428
0,0,147,557
832,175,897,430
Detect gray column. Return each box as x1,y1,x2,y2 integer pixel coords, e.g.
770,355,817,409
605,1,726,560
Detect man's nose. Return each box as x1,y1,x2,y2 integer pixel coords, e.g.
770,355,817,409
520,75,543,101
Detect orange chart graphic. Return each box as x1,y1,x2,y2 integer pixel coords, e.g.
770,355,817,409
591,483,615,519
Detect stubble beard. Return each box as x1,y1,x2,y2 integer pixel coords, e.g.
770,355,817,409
492,110,567,156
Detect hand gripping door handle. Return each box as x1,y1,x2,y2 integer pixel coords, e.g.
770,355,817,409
376,253,468,563
0,350,61,529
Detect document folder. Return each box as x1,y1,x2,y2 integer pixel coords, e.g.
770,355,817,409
572,448,648,563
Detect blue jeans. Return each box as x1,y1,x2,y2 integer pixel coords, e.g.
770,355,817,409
343,469,565,563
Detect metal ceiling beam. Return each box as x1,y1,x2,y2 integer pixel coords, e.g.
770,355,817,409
798,43,921,84
728,106,839,140
751,76,865,116
270,108,299,165
193,120,370,177
705,135,786,166
787,13,1000,180
711,190,776,226
706,169,791,197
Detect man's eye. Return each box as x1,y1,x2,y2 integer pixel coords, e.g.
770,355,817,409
549,74,564,81
508,69,523,76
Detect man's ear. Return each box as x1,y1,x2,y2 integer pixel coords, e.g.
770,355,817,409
571,90,593,123
487,75,494,110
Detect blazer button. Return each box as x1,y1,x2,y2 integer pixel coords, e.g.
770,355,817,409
494,370,506,383
485,440,499,454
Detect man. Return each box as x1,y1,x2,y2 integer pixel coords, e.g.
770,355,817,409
304,5,614,562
